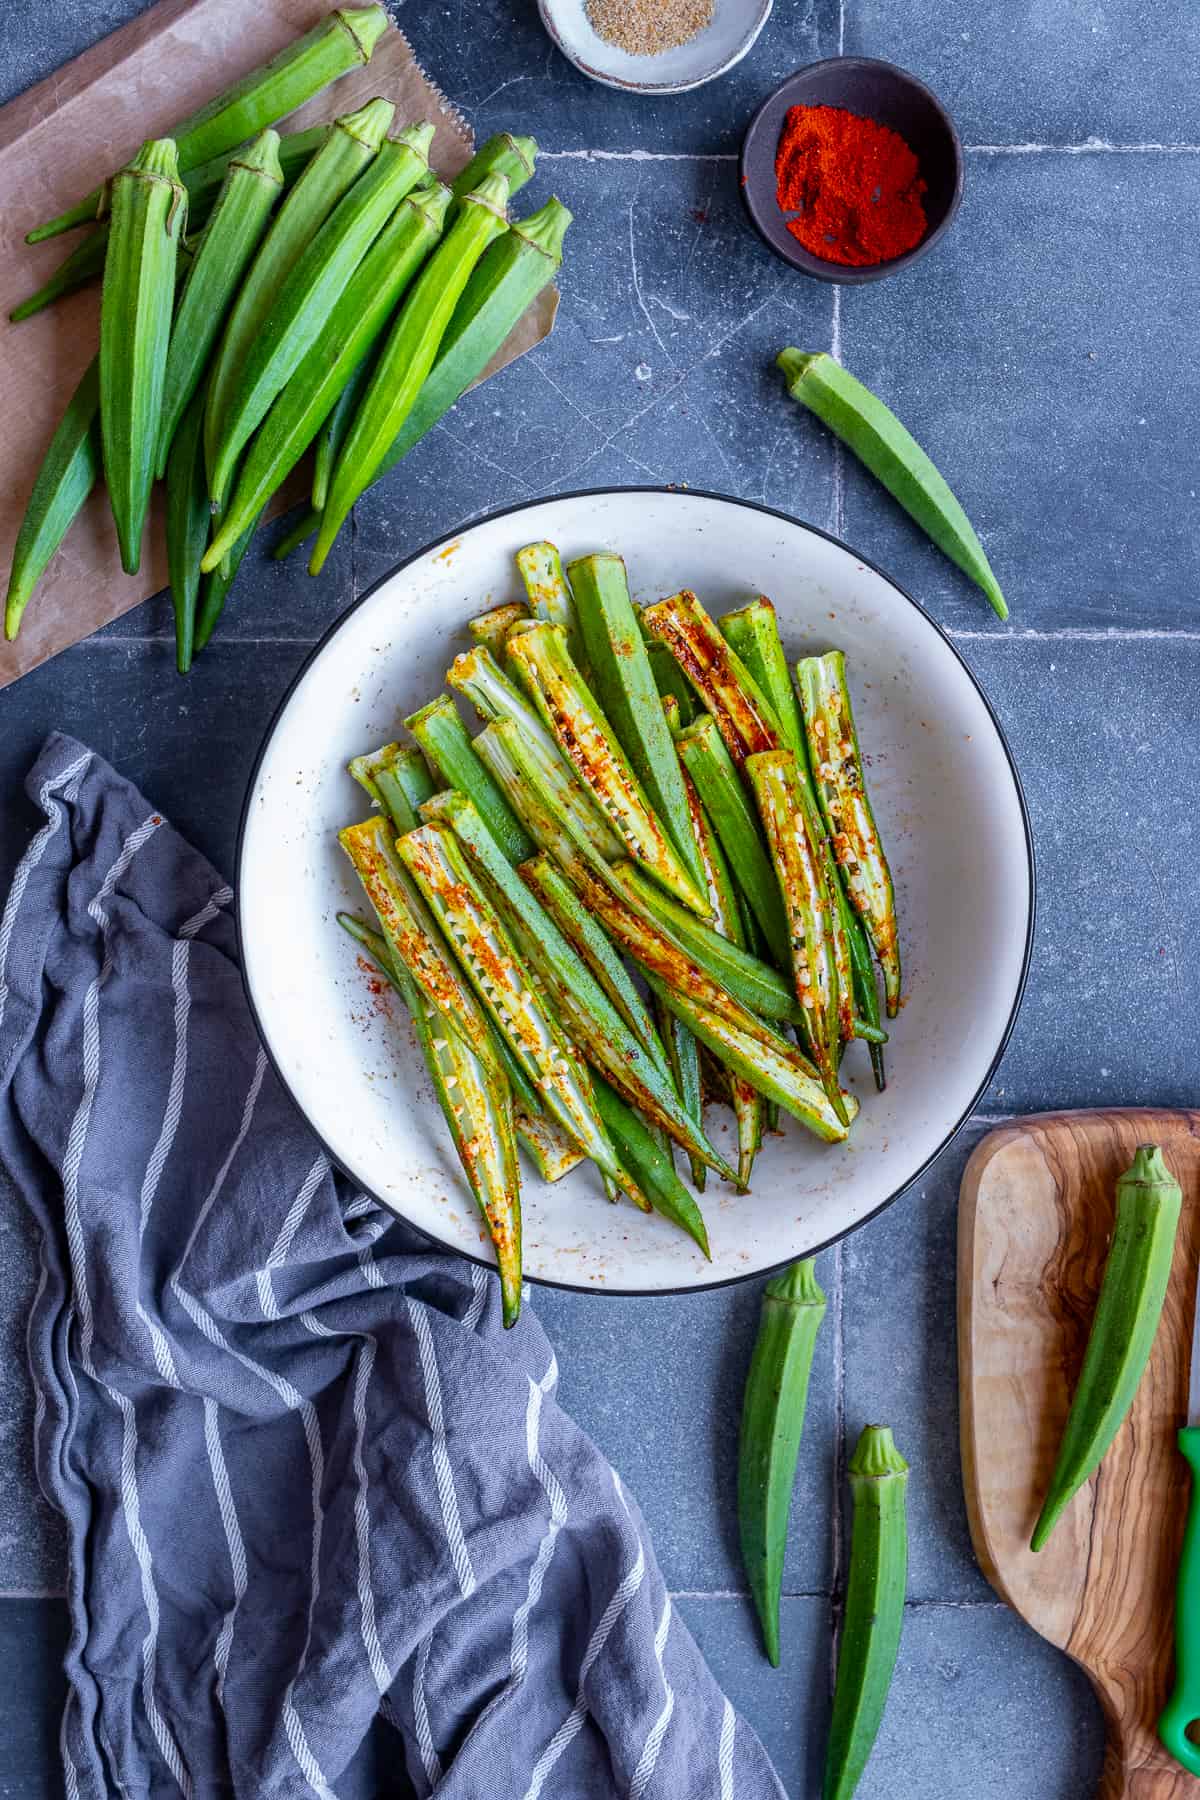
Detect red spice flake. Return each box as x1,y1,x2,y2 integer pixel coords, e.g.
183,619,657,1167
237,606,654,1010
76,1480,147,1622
774,104,926,268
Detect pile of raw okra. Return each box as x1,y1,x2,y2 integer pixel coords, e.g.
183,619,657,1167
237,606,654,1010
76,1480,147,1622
340,544,901,1326
5,7,570,669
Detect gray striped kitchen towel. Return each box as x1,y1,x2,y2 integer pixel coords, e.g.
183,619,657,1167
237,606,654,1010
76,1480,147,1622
0,733,786,1800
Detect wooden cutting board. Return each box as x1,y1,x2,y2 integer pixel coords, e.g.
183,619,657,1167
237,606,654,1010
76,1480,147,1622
0,0,558,690
959,1109,1200,1799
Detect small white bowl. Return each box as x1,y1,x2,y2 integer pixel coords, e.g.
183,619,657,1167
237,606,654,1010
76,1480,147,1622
538,0,773,94
238,488,1033,1299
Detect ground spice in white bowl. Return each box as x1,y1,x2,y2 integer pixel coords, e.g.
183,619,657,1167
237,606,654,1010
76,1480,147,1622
586,0,713,55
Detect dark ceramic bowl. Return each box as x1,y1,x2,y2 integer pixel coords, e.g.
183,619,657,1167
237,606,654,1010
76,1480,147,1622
740,57,964,283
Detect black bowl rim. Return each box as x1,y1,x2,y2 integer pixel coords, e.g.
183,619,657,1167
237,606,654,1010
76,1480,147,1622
739,54,966,284
236,484,1035,1301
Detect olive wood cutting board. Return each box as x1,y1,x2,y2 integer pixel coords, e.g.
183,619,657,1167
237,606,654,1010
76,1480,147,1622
959,1108,1200,1799
0,0,558,690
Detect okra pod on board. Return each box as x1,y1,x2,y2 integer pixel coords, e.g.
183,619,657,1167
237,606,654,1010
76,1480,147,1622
10,225,111,323
569,551,706,891
641,589,782,767
99,138,187,575
746,749,846,1121
796,651,901,1018
405,694,534,866
164,382,210,673
396,823,641,1204
209,121,435,507
506,621,712,918
312,353,373,513
316,197,571,554
28,6,390,243
778,348,1009,621
738,1260,827,1665
335,909,523,1325
824,1426,909,1800
310,172,511,573
204,97,396,490
193,503,266,654
1031,1145,1182,1551
4,358,100,641
155,129,284,477
450,132,537,209
202,176,451,568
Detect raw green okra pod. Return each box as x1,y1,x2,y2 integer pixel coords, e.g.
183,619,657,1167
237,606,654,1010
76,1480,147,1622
209,121,435,506
4,357,100,641
164,383,210,673
1031,1145,1181,1551
450,132,537,209
824,1426,909,1800
738,1260,827,1665
10,227,111,323
311,171,511,572
778,348,1008,621
203,97,397,496
194,504,265,653
202,176,451,568
28,6,390,243
99,137,187,575
312,354,373,512
156,129,284,477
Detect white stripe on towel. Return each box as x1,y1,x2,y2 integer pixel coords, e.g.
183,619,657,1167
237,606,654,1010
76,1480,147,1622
256,1154,328,1319
718,1697,736,1800
630,1595,676,1797
407,1297,476,1598
521,1470,646,1800
0,748,90,1036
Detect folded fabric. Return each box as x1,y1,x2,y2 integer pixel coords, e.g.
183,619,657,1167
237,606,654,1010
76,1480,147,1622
0,733,786,1800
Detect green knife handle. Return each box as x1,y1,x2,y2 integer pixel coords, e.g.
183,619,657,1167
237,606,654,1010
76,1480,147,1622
1159,1425,1200,1776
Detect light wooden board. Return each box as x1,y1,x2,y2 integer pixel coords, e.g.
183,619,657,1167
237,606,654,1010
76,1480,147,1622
0,0,558,689
959,1109,1200,1799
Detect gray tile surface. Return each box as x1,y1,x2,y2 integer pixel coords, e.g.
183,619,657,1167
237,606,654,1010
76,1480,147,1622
4,0,1196,1791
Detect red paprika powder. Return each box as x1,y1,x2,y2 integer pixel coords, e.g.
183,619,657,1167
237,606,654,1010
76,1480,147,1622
774,104,927,267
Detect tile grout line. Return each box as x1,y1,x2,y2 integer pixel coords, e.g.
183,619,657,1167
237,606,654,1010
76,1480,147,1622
80,625,1200,650
829,285,845,541
829,1234,846,1695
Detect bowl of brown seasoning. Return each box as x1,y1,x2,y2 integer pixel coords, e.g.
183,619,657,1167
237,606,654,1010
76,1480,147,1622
538,0,774,93
740,58,964,282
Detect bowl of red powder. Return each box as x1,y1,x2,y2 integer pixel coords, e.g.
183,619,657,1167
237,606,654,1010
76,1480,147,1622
740,58,963,281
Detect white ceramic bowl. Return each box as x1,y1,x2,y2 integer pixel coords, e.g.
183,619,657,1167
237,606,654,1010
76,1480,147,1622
537,0,773,94
238,489,1033,1296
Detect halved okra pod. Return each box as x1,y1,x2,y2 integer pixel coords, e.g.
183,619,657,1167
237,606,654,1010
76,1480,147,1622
506,620,712,918
100,138,187,574
310,172,512,572
348,740,434,830
592,1077,711,1257
406,694,534,865
204,97,396,488
719,596,807,756
468,600,530,653
796,651,901,1018
334,907,523,1326
428,791,733,1182
210,120,436,506
778,349,1008,622
28,5,390,243
569,551,707,892
738,1259,827,1665
642,589,782,766
676,714,790,968
746,749,846,1122
824,1426,909,1800
202,177,452,568
155,129,285,477
450,647,624,863
680,757,763,1189
396,822,641,1203
164,382,210,673
5,357,100,641
339,816,506,1086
